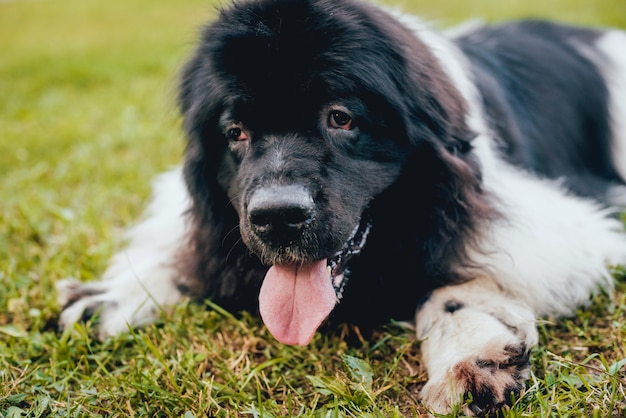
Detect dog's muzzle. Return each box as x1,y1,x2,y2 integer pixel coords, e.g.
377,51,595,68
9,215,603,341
247,184,314,246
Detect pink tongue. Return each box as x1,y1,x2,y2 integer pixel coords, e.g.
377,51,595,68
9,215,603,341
259,260,337,346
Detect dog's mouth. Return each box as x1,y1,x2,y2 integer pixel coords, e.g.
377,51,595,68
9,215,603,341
258,213,371,346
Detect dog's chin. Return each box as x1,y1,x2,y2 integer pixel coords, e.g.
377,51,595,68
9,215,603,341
255,212,371,346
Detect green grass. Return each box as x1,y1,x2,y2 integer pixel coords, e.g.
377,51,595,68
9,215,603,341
1,0,625,416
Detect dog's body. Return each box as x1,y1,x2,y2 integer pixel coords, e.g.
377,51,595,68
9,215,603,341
57,0,626,414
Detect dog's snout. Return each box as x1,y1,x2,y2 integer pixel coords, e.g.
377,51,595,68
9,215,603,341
248,186,314,240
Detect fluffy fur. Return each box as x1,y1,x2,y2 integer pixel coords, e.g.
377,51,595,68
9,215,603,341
57,0,626,414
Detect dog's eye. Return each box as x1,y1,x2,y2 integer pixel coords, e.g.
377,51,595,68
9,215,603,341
225,124,248,141
328,110,353,130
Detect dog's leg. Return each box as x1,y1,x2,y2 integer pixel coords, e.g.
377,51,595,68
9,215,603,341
57,167,191,340
416,277,538,416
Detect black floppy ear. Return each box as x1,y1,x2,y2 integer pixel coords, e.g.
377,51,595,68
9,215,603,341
396,54,498,281
177,49,264,303
400,57,476,154
178,50,233,231
178,46,235,252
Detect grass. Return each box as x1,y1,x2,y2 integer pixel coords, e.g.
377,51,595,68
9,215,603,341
1,0,625,416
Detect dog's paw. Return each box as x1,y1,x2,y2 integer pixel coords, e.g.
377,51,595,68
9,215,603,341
421,340,531,416
57,274,183,340
415,277,539,416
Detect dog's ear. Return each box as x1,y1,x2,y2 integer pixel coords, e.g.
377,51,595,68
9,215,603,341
177,44,255,297
399,43,475,154
178,49,233,227
394,49,499,280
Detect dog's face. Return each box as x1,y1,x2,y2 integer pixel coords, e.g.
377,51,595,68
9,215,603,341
224,102,404,263
179,0,476,345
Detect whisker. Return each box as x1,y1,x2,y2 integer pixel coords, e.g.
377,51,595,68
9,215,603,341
222,223,242,247
224,236,245,265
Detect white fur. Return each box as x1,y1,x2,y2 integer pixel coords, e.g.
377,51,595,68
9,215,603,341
57,167,190,339
567,29,626,205
470,166,625,317
596,31,626,184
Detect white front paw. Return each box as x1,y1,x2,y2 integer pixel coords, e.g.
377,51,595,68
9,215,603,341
56,275,183,340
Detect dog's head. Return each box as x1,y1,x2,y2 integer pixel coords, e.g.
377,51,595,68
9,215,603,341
179,0,482,345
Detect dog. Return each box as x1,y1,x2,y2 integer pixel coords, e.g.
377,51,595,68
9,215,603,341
56,0,626,414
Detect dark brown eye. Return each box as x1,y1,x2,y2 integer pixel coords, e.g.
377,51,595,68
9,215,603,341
225,124,248,141
328,110,353,130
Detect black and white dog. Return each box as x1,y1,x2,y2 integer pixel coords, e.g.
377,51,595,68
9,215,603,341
57,0,626,414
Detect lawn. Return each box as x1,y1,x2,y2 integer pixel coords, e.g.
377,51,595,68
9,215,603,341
1,0,625,416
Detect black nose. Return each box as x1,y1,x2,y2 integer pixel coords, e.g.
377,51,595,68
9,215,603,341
247,185,315,242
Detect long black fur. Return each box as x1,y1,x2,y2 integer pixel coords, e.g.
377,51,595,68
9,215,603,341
175,0,621,326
